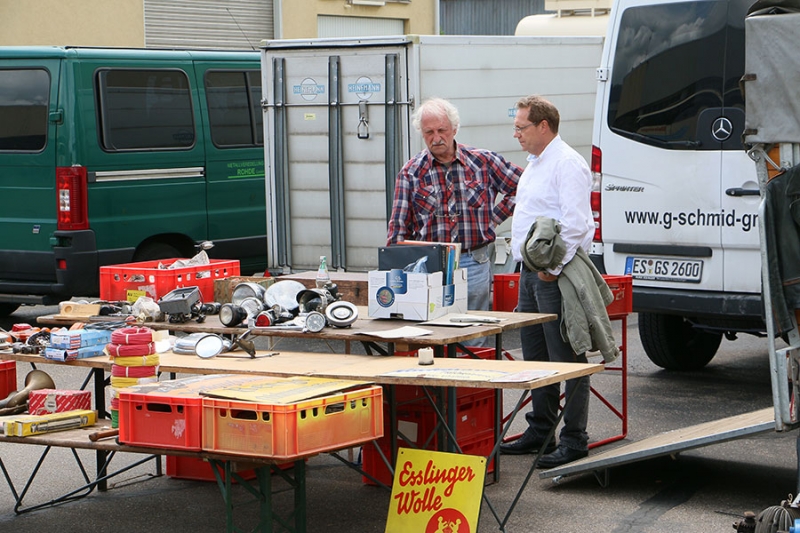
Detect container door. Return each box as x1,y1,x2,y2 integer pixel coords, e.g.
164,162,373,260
263,44,410,273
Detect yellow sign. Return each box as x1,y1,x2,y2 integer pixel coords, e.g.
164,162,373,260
386,448,486,533
126,289,146,303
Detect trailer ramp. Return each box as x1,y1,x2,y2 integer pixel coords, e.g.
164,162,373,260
539,408,775,486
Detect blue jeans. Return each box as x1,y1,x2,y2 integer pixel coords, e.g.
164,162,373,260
460,247,491,347
517,266,590,451
460,247,491,311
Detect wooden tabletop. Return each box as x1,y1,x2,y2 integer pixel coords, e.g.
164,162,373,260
1,350,602,391
37,309,555,347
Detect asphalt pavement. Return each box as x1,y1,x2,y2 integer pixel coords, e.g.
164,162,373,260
0,304,796,533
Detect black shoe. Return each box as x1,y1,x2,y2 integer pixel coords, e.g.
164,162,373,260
536,445,588,469
499,433,556,455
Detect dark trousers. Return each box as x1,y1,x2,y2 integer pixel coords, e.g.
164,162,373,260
517,266,590,451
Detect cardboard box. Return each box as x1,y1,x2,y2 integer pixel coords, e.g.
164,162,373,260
3,409,97,437
50,329,112,349
213,276,275,304
279,271,369,306
43,345,106,362
368,268,467,321
28,389,92,415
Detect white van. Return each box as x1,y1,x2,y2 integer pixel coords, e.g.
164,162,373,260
591,0,758,370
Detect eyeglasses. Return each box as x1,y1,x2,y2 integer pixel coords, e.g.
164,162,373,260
513,122,536,133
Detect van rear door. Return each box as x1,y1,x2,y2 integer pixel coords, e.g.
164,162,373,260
0,56,62,299
719,3,759,294
598,0,756,297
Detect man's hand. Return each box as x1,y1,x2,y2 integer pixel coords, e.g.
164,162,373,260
538,271,558,282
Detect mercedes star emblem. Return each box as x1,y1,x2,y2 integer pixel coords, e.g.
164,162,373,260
711,117,733,142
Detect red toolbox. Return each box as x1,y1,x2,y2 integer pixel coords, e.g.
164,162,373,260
99,258,240,303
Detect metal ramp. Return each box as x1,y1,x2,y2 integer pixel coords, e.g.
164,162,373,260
539,408,776,485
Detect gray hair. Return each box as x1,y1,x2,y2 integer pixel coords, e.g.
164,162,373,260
412,97,460,132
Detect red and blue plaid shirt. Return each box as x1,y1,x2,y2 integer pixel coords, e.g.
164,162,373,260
387,143,521,250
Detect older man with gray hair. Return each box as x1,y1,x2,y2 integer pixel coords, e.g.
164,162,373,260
387,97,521,317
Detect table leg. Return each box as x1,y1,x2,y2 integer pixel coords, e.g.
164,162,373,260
209,459,307,533
92,367,109,491
496,383,581,531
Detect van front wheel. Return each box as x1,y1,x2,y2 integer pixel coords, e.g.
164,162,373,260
638,312,721,370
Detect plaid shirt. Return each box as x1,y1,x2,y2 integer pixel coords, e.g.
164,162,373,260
387,143,521,250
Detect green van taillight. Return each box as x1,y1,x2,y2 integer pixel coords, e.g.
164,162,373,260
56,166,89,231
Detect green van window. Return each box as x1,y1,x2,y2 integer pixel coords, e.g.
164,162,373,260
205,70,263,147
0,69,49,152
96,68,195,150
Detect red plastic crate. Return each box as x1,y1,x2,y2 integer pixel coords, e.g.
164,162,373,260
363,389,497,486
202,385,383,460
362,427,496,487
99,258,240,303
118,393,203,451
602,274,633,318
0,360,16,399
166,455,257,482
493,272,632,318
493,273,520,312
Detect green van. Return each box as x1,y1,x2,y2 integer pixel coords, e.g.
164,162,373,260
0,46,267,315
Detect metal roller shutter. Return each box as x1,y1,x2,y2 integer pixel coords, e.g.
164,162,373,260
145,0,273,50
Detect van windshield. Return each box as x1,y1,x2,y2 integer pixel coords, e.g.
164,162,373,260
607,0,747,151
0,69,49,152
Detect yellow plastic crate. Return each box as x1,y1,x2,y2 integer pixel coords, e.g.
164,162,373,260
201,385,383,460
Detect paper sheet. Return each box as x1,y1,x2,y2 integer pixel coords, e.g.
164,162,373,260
356,326,433,339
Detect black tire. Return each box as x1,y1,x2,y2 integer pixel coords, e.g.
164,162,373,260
133,242,184,262
0,303,20,317
638,312,722,370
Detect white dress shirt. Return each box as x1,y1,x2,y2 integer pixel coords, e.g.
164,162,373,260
510,135,594,275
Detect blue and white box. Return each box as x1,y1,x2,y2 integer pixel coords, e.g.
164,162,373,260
368,268,467,321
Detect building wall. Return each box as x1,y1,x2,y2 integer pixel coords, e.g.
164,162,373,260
0,0,437,48
0,0,144,47
440,0,545,35
280,0,437,39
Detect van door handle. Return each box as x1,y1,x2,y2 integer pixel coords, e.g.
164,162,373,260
725,187,759,197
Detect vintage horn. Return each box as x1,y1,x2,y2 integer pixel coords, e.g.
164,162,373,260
0,369,56,410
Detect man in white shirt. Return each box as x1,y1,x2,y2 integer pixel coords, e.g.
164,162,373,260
499,95,595,468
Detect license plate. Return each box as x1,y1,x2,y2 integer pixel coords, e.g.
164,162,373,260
624,257,703,283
